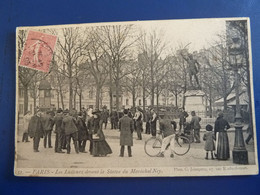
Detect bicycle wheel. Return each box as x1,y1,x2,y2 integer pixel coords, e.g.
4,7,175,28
174,135,190,156
144,137,162,157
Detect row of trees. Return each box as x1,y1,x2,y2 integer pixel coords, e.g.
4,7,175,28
18,20,250,117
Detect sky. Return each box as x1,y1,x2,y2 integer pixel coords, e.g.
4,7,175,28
135,18,226,54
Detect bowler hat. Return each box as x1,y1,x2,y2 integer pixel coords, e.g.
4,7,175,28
57,108,63,113
63,109,69,114
92,109,101,114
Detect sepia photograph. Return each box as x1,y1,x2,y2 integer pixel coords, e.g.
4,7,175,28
14,17,258,177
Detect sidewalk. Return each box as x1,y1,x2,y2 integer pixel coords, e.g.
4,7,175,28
15,127,256,169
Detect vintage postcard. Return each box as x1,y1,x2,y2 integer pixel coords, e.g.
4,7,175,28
15,17,258,177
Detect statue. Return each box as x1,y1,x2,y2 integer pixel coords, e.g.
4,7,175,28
181,51,201,89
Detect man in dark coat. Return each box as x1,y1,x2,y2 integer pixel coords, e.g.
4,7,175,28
76,111,88,153
179,107,189,132
28,110,44,152
110,109,118,129
119,109,134,157
101,107,109,129
61,109,79,154
133,107,143,140
150,108,158,137
54,108,65,153
145,109,151,134
42,111,54,148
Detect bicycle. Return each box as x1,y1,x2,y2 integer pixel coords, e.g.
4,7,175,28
144,133,191,157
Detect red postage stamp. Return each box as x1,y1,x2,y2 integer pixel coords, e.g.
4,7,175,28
19,30,57,72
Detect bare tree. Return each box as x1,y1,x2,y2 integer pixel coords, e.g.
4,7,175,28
54,27,89,110
137,29,167,107
97,25,136,111
121,60,142,108
202,37,235,111
83,27,109,109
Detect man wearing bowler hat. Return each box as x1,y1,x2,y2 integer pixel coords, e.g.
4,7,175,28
119,109,134,157
28,109,44,152
61,109,79,154
54,108,65,153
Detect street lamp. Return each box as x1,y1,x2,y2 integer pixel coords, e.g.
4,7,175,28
229,36,248,164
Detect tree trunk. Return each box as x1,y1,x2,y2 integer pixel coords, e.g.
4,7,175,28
109,63,113,112
73,89,77,109
175,93,178,107
115,79,120,111
156,85,159,114
151,63,155,107
209,86,212,118
23,85,29,114
132,88,136,108
33,92,36,114
142,72,146,113
56,90,60,109
95,84,101,109
79,91,82,110
69,77,73,111
223,95,228,111
59,87,64,110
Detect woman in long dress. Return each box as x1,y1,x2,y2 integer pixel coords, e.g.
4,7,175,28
91,110,112,157
214,112,230,160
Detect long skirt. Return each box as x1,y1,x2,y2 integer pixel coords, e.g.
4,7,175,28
216,131,230,160
92,139,112,156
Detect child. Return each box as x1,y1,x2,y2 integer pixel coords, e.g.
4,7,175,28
203,124,215,160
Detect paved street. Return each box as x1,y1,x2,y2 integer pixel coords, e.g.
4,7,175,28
16,125,256,169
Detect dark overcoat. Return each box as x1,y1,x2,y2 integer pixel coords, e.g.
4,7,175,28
28,115,44,138
76,117,88,141
119,115,134,146
41,114,54,131
54,113,63,133
61,115,78,135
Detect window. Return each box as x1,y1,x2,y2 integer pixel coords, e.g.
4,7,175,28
139,99,142,106
126,99,129,106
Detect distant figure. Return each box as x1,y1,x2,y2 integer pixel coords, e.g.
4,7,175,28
133,107,143,140
22,111,32,142
119,109,134,157
179,107,189,132
110,109,118,129
214,112,230,160
150,108,158,137
101,107,109,129
203,124,215,160
145,109,152,134
28,110,44,152
190,111,201,143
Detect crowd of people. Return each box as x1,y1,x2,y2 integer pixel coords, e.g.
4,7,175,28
20,106,244,161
